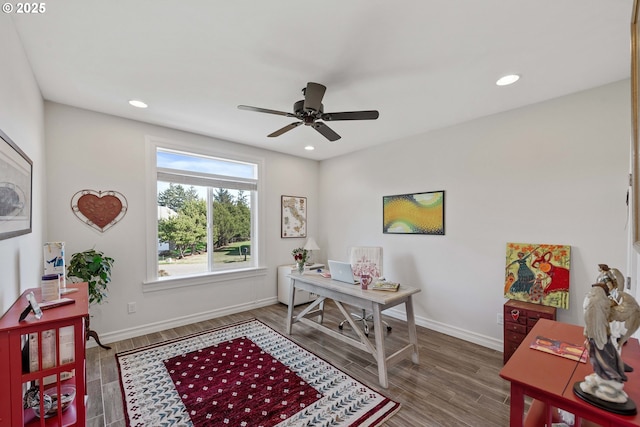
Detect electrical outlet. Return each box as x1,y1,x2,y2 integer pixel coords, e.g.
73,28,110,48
127,302,136,314
497,313,503,325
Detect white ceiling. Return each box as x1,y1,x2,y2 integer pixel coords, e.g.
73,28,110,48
11,0,634,160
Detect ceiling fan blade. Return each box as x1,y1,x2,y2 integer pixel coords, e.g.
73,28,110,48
303,82,326,112
313,122,341,142
238,105,295,117
268,122,302,137
321,110,379,121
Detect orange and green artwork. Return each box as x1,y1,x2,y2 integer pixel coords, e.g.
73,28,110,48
504,242,571,309
383,191,444,235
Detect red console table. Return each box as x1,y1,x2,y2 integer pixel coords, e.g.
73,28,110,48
500,319,640,427
0,284,88,427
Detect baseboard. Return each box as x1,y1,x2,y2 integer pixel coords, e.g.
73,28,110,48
87,297,279,348
89,298,503,353
383,307,503,352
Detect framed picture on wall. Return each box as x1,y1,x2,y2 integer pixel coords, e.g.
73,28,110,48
632,1,640,252
0,128,32,240
383,190,445,235
281,195,307,238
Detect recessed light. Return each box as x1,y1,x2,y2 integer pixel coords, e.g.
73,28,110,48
129,99,148,108
304,145,315,151
496,74,520,86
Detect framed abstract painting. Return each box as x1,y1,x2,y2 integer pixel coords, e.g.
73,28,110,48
383,190,444,235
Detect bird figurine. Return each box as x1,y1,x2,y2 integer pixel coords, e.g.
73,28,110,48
576,264,639,412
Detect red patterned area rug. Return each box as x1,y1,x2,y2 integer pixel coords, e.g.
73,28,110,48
116,319,400,426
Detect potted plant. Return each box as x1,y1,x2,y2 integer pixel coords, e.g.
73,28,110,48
67,248,114,305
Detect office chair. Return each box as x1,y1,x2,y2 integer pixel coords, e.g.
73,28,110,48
338,246,392,336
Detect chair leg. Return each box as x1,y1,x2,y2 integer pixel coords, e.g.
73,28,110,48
362,312,393,332
339,309,368,332
338,309,391,335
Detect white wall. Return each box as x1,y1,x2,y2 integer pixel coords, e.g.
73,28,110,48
44,102,319,342
0,16,45,313
318,80,630,349
2,11,631,352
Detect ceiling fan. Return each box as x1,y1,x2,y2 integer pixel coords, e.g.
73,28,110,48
238,82,379,142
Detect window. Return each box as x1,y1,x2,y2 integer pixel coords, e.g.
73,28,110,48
146,139,261,284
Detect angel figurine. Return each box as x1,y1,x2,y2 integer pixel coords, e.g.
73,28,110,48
576,264,639,412
604,267,640,353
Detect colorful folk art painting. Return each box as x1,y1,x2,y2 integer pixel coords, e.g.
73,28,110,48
504,242,571,309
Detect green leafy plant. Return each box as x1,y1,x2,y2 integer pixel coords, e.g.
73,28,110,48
67,249,114,305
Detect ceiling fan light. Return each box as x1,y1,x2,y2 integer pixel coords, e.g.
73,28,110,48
129,99,148,108
496,74,520,86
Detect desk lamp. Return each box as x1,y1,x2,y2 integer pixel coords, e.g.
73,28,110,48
303,237,320,265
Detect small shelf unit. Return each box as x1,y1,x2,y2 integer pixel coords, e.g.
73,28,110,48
503,299,556,364
0,284,88,427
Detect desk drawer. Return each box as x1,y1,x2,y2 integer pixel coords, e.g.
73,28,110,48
504,338,523,355
527,317,542,328
504,306,527,325
505,330,526,344
503,339,522,364
528,310,554,320
505,322,527,334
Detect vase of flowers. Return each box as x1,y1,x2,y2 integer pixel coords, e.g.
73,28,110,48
292,248,308,275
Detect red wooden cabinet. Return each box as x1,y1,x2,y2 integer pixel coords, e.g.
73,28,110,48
503,299,556,364
0,284,88,427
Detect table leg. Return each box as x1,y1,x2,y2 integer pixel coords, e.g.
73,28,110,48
543,403,552,427
286,277,296,334
372,303,388,388
317,298,325,324
85,315,111,350
405,296,419,364
509,383,525,427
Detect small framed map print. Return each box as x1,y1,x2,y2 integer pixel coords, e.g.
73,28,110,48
281,195,306,238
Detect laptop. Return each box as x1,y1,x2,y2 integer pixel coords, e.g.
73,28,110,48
328,260,360,284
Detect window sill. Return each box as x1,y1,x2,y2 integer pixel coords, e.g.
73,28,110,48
142,266,268,293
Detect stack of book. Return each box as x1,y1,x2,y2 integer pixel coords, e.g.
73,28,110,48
371,280,400,291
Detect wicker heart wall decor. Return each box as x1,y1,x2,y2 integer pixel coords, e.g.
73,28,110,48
71,190,128,232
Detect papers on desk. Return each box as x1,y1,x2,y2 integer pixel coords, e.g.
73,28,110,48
529,335,587,363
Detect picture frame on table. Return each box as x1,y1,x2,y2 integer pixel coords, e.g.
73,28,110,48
19,291,43,321
0,128,32,241
281,195,307,238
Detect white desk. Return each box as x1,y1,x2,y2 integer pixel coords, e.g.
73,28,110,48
286,272,421,388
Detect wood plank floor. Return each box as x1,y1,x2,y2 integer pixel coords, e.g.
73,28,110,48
85,302,514,426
